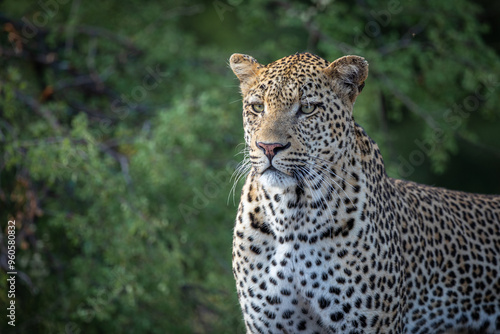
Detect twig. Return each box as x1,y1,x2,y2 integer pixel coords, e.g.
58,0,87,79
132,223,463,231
456,134,500,158
64,0,82,55
14,90,63,134
377,19,429,55
379,92,396,160
376,73,440,129
97,143,132,185
71,25,141,54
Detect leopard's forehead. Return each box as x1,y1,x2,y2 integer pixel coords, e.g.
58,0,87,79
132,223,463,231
260,52,329,82
250,53,330,108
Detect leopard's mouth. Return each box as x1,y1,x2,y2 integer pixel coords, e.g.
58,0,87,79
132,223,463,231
258,165,296,187
261,165,293,177
263,166,279,174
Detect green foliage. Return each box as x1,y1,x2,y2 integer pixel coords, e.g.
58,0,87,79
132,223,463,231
0,0,499,333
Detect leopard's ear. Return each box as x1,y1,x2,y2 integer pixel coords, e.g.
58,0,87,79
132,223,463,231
230,53,263,95
324,55,368,103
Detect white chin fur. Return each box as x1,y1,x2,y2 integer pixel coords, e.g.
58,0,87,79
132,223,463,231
259,169,296,188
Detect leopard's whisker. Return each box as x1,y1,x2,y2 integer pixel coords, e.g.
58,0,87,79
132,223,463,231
229,168,250,205
297,165,342,224
296,166,327,217
304,161,355,210
305,154,358,183
231,159,250,182
229,158,252,205
312,162,356,191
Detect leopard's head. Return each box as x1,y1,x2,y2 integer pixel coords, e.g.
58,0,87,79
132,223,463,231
230,52,368,188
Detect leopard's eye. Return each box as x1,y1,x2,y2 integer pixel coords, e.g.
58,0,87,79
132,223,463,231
300,104,316,114
251,104,265,113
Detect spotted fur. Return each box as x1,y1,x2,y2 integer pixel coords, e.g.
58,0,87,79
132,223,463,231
229,52,500,334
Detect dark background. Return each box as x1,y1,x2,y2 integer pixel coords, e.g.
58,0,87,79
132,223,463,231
1,0,499,333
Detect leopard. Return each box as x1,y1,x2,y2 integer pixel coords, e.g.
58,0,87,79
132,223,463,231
229,51,500,334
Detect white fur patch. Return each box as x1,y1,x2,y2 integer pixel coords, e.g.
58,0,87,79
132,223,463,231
259,169,296,189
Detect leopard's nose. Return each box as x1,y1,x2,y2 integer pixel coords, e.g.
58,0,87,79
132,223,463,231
256,141,291,162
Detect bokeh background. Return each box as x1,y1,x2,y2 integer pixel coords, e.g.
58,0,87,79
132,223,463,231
1,0,499,333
